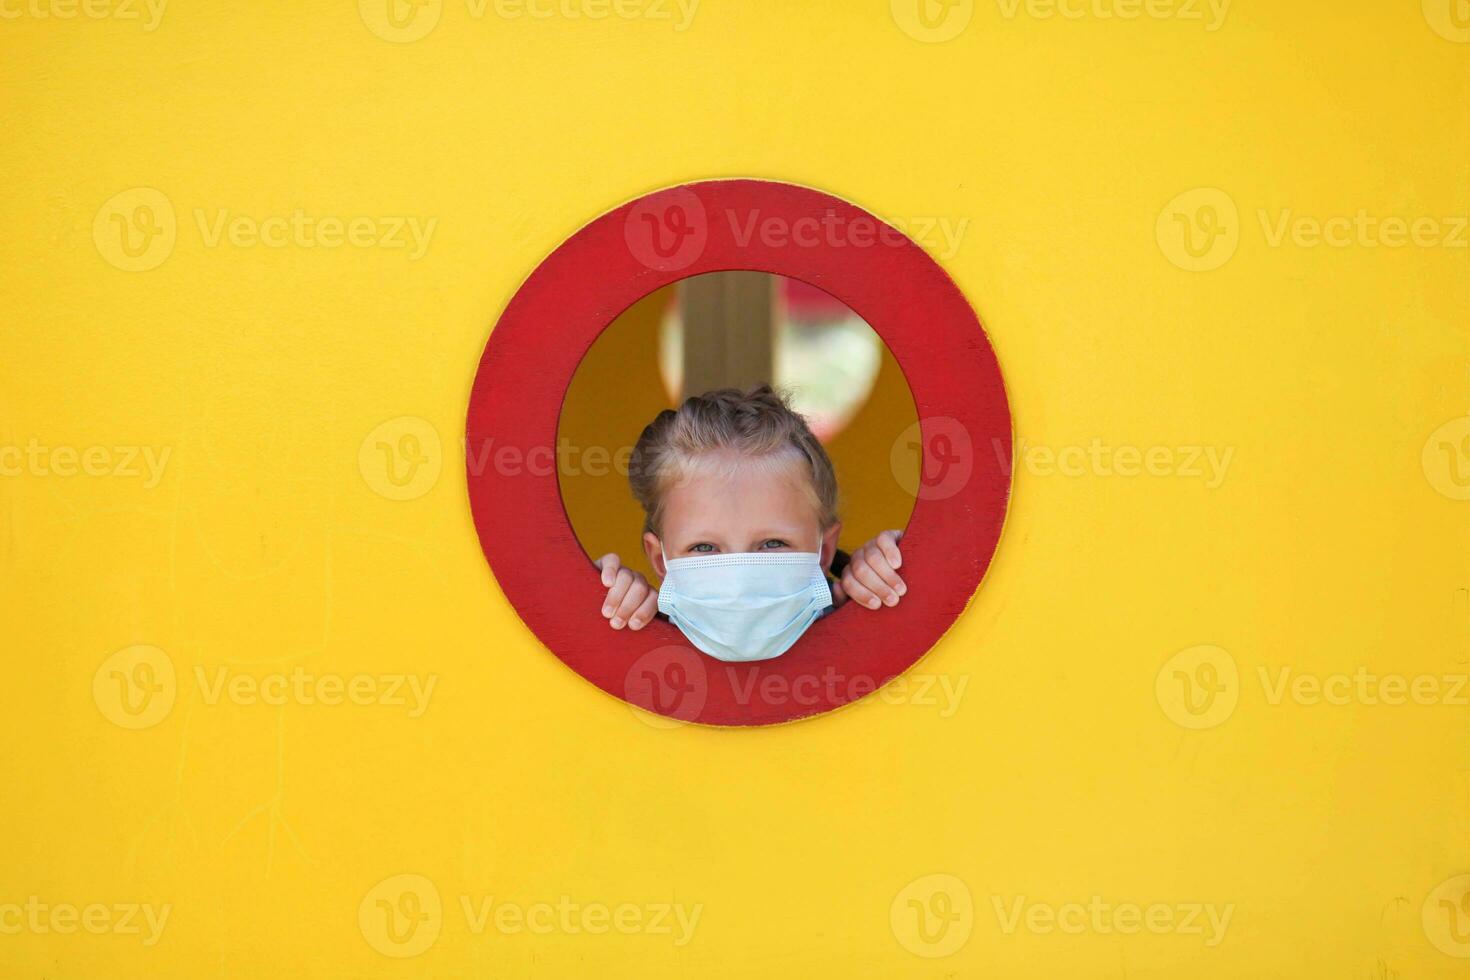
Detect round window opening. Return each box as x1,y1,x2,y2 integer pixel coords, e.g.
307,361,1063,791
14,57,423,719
467,180,1012,726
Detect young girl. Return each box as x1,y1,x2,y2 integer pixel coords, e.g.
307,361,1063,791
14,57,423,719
593,385,906,661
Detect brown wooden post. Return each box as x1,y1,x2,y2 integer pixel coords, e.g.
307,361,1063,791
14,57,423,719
678,271,774,397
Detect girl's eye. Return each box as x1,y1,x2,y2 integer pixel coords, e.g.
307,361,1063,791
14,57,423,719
689,543,715,554
760,539,789,550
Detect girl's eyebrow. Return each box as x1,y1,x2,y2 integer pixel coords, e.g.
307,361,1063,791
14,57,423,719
746,534,800,548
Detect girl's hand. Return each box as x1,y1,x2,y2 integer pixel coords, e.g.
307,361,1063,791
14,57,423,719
593,553,658,630
838,530,906,611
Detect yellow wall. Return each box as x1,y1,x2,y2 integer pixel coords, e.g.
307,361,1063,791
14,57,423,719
2,2,1468,978
559,284,917,581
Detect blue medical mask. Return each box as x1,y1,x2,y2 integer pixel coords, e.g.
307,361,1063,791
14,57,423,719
657,548,834,663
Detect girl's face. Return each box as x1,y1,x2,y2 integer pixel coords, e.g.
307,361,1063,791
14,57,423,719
642,456,842,579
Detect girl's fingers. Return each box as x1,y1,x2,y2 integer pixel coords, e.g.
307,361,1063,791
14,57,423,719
603,568,634,618
876,531,903,569
596,553,621,588
842,570,883,610
866,552,907,596
612,580,647,629
851,560,899,607
627,591,659,630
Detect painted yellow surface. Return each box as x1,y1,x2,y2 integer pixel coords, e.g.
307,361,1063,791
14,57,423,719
1,1,1467,977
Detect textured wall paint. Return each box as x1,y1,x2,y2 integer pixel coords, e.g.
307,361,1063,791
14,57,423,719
1,0,1468,977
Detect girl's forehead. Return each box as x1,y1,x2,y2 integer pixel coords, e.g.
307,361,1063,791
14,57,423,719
670,449,809,493
661,457,820,529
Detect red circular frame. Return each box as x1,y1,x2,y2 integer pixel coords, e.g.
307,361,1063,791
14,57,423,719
467,180,1011,726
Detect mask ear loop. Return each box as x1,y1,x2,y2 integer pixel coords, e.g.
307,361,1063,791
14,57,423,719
655,537,672,616
816,524,835,606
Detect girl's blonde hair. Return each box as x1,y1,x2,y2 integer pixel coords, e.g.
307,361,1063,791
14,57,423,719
629,385,839,535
